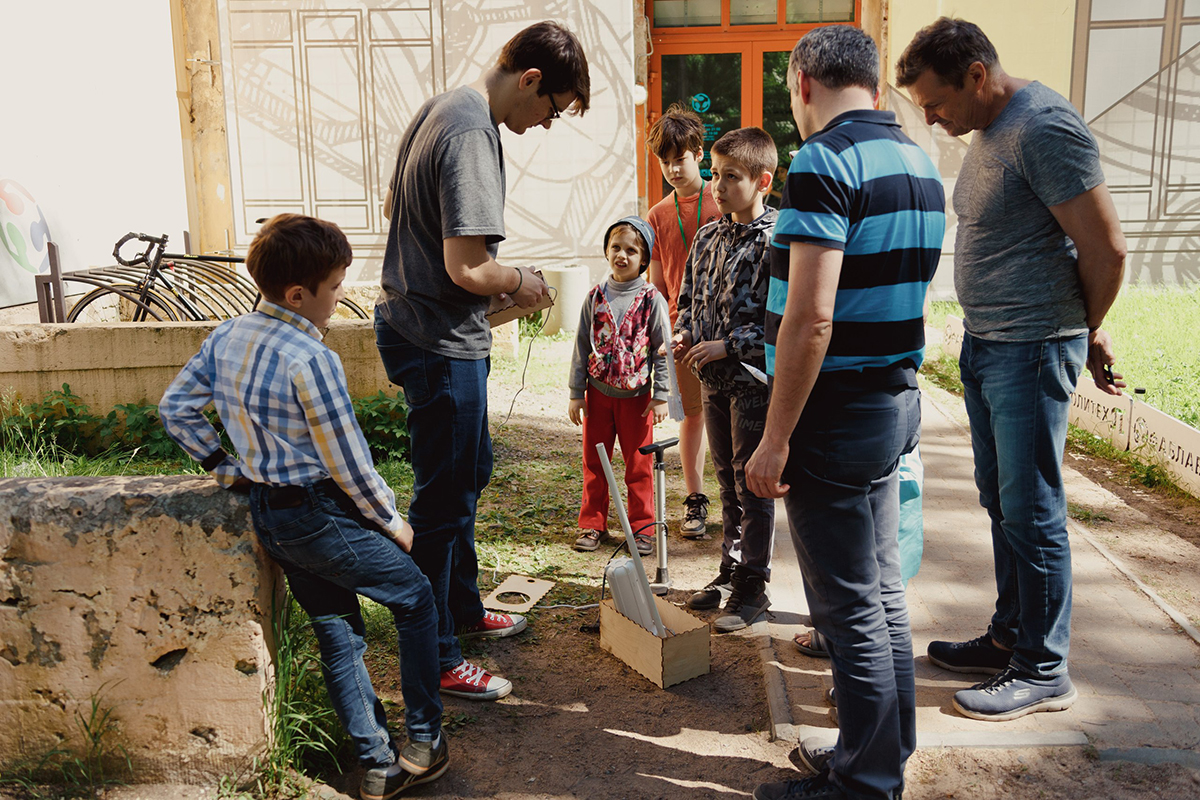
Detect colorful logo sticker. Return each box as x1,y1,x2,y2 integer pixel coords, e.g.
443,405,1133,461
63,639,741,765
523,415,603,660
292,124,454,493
691,93,711,113
0,179,52,275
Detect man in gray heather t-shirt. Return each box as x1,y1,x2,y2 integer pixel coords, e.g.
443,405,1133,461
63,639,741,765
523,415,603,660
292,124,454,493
374,21,590,705
899,18,1126,723
953,81,1105,342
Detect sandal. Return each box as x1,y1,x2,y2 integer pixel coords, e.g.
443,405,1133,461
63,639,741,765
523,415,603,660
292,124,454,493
793,628,830,658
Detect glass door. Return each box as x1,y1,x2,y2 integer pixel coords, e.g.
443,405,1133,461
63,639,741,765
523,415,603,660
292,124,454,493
644,0,862,207
649,42,801,207
657,48,746,197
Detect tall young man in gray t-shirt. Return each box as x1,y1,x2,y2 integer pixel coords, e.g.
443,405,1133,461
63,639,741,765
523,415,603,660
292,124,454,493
897,18,1126,722
375,21,589,701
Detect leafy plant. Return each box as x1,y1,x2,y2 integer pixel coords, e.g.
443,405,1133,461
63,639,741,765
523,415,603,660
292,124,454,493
518,309,545,339
262,597,348,791
353,390,410,463
1,384,99,454
59,685,133,790
918,351,964,396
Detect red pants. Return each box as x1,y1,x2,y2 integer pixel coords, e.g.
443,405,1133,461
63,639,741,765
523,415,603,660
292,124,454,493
579,388,654,535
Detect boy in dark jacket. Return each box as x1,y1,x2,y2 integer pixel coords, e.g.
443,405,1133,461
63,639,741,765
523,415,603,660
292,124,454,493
672,127,778,632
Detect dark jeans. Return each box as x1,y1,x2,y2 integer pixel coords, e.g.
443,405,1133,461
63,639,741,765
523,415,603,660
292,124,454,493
960,332,1086,677
781,371,920,800
248,481,442,766
701,383,775,579
375,311,490,672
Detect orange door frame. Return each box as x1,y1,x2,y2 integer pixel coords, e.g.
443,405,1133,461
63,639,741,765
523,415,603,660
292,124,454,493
641,0,863,207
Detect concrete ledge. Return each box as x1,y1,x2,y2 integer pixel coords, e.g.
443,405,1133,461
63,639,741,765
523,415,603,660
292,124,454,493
0,476,281,782
0,320,392,411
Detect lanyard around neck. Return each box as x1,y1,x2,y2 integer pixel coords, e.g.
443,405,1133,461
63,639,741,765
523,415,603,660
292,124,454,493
674,181,705,251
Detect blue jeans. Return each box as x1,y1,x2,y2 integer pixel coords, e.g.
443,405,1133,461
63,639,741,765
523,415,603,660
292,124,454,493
960,332,1086,678
781,372,920,800
248,481,442,767
375,311,490,671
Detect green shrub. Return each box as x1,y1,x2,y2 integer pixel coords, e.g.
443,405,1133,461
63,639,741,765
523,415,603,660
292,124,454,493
2,386,410,468
352,390,410,463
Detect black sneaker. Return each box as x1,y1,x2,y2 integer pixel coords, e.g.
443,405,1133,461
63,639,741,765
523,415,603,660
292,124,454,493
753,771,847,800
714,570,770,633
680,492,710,538
927,633,1013,675
687,563,734,610
361,735,449,800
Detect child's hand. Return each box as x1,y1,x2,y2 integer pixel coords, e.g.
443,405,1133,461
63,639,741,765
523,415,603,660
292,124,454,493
681,339,728,371
388,518,415,552
669,331,693,358
645,398,668,424
568,398,587,426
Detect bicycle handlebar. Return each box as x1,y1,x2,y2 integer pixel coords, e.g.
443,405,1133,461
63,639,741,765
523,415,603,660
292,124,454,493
114,232,168,267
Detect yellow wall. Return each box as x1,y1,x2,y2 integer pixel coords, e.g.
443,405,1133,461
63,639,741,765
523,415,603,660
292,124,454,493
889,1,1077,97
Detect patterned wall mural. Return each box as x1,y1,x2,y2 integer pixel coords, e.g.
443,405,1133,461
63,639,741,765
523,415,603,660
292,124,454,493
216,0,636,282
0,179,52,308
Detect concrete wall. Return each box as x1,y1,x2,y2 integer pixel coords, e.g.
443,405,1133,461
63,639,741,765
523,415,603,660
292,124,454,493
0,320,392,412
0,476,279,782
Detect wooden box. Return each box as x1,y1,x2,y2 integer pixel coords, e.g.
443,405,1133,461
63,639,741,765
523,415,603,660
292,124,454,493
599,596,710,688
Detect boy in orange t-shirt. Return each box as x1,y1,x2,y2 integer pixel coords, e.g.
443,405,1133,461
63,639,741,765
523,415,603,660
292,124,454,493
645,103,721,538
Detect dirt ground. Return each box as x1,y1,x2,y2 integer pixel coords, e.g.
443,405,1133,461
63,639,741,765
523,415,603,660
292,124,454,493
8,336,1200,800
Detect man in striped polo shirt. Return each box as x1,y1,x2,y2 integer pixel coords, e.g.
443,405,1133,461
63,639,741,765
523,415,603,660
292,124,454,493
747,26,945,800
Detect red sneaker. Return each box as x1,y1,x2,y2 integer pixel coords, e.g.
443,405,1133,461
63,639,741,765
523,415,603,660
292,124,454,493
458,610,527,640
440,660,512,701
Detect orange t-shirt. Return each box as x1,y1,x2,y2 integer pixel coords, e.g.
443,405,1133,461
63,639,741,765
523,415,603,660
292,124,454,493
646,185,722,325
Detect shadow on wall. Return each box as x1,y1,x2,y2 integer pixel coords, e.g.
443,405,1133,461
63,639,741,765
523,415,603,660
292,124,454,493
221,1,636,283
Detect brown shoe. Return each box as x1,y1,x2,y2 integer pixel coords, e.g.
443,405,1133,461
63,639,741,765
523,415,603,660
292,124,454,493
574,528,608,551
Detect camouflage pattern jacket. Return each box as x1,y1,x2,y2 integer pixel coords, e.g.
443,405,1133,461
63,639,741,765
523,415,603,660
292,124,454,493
674,208,776,396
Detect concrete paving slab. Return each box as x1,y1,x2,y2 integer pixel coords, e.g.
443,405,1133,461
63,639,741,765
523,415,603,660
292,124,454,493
757,387,1200,754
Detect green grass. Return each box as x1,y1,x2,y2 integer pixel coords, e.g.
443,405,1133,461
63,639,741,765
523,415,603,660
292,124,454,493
1102,285,1200,428
926,289,1200,427
926,299,963,334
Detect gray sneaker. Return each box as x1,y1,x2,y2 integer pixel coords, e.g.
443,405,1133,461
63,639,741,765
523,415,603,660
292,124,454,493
714,571,770,633
953,666,1078,721
797,736,835,774
361,735,449,800
399,734,447,775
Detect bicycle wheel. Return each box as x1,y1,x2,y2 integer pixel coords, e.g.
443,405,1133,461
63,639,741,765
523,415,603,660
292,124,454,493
66,286,180,323
332,296,369,320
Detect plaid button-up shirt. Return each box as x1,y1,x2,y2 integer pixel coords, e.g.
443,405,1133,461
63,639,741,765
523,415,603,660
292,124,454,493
160,301,403,535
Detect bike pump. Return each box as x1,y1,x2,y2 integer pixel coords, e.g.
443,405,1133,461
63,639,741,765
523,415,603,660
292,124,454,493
639,436,678,596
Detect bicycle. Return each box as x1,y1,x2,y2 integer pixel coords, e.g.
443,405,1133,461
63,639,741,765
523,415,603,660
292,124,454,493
61,232,368,323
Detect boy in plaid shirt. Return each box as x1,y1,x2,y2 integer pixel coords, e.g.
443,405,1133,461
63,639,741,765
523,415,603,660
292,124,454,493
160,214,445,800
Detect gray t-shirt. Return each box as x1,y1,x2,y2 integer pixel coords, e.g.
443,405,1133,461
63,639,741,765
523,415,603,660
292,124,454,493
378,86,505,359
954,81,1106,342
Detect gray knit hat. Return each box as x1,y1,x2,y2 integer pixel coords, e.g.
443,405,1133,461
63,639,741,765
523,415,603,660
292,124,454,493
603,215,655,268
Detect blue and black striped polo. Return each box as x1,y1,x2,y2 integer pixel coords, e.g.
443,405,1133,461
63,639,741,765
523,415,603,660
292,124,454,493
767,109,945,375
